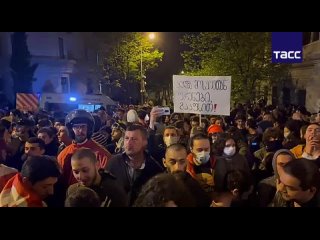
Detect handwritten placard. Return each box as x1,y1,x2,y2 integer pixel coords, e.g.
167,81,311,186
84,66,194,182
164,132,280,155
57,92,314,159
173,75,231,116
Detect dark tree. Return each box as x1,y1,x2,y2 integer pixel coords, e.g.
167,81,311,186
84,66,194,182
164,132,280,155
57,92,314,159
10,32,38,94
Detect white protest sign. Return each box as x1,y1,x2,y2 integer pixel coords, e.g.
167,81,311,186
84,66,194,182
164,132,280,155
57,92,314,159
173,75,231,116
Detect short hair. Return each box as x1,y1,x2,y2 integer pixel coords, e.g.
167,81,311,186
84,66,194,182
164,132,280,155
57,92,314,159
26,137,46,150
283,159,320,191
137,109,147,120
37,127,55,138
54,118,65,125
190,116,199,123
21,156,61,185
126,124,148,139
165,143,187,157
246,118,257,129
71,148,97,164
65,186,100,207
38,119,52,128
214,116,224,122
174,120,184,129
190,133,210,148
164,125,178,133
190,126,205,137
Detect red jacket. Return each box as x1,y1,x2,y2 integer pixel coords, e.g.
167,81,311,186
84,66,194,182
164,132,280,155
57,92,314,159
57,139,112,187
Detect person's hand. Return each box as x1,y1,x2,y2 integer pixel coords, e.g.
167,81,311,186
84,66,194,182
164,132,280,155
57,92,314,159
149,106,163,130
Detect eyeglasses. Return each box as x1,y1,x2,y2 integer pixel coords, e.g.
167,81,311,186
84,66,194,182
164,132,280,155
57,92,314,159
72,124,87,130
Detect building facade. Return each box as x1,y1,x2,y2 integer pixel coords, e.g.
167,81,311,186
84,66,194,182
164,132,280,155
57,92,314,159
0,32,104,105
290,32,320,113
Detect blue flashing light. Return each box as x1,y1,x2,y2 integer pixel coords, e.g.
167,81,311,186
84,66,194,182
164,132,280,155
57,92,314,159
69,97,77,102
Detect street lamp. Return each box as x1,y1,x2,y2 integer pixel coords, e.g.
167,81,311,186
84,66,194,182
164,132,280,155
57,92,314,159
140,32,156,105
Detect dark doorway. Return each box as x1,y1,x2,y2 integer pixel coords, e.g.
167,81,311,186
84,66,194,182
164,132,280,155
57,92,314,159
282,87,291,105
297,89,306,107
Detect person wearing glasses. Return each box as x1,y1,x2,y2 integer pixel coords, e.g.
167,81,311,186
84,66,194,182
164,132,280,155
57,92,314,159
57,109,112,205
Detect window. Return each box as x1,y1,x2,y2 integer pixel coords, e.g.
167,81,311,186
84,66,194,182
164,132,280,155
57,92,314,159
58,37,65,59
61,77,68,93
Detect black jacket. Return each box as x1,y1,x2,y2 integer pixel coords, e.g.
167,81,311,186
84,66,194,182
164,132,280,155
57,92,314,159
106,152,164,206
67,170,128,207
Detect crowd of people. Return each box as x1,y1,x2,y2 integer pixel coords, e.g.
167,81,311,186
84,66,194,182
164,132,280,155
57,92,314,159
0,101,320,207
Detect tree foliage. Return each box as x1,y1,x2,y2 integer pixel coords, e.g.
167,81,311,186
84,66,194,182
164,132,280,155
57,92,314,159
10,32,38,94
102,32,164,84
181,32,290,103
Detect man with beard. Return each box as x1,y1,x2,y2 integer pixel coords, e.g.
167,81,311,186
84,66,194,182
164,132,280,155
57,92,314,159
57,110,112,190
163,143,212,207
163,143,188,174
0,155,61,207
68,148,127,207
106,124,163,206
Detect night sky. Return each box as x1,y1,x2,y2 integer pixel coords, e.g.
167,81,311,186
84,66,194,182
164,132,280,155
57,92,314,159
147,32,186,86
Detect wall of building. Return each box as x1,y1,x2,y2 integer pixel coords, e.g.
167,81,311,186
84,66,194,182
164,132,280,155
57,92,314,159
0,32,103,105
290,35,320,113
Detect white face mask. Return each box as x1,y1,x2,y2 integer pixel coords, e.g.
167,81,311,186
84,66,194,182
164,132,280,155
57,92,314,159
164,136,179,147
223,146,236,156
194,151,210,166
